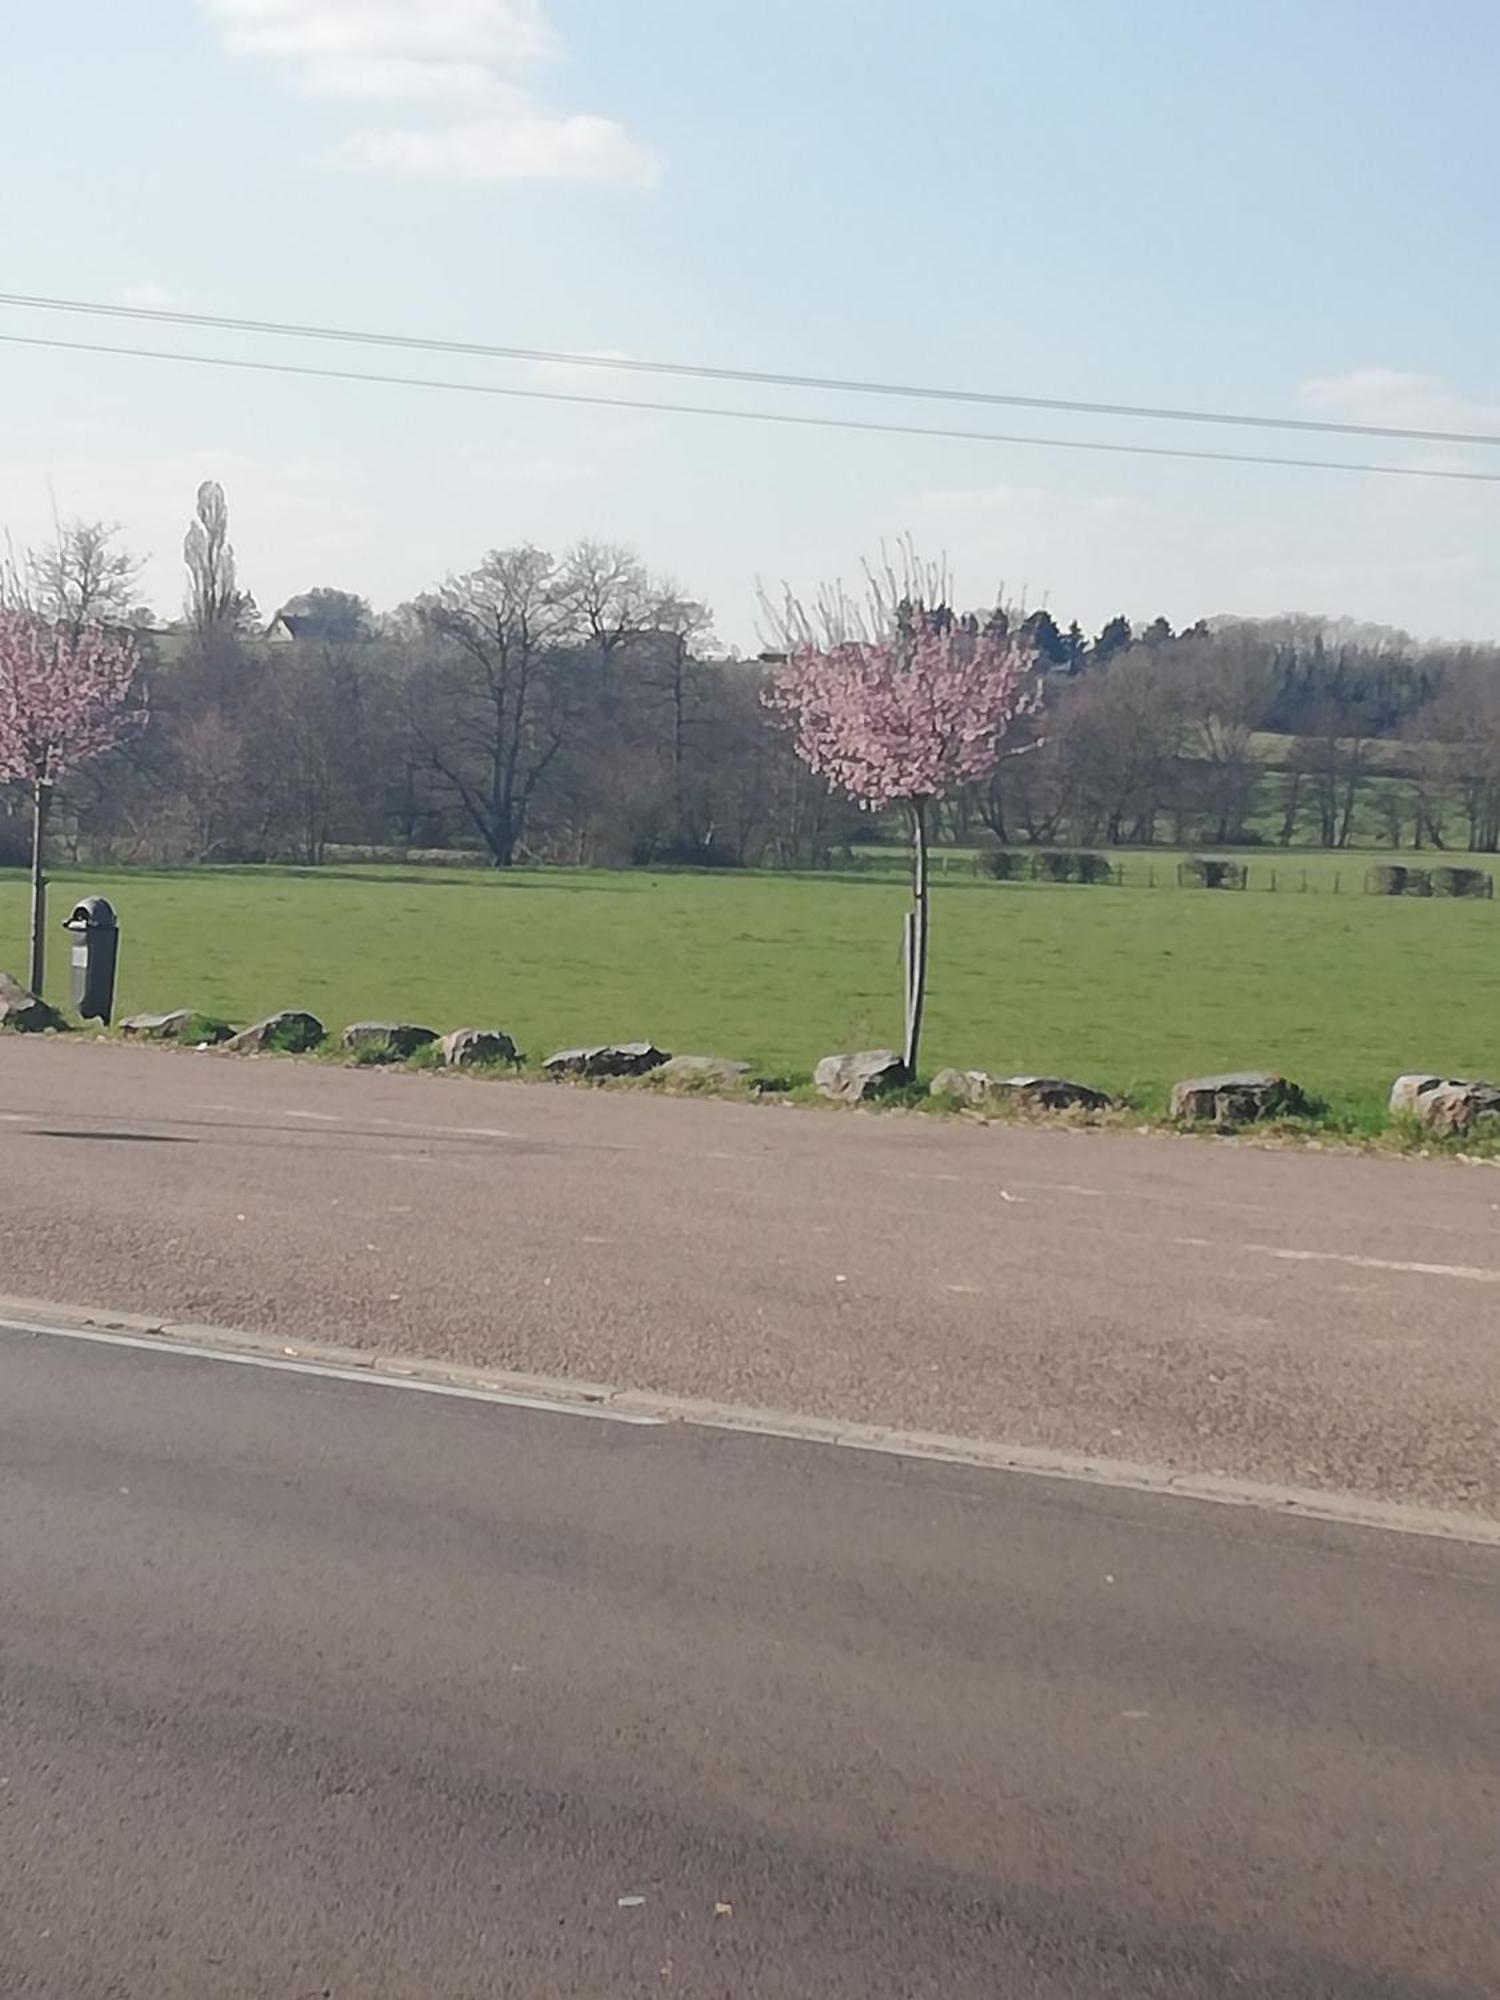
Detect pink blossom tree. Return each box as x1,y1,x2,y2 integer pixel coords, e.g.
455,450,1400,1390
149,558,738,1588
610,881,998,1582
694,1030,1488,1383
765,566,1036,1076
0,610,144,996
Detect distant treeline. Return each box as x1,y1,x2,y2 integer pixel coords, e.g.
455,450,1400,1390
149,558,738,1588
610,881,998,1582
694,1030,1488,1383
4,495,1500,869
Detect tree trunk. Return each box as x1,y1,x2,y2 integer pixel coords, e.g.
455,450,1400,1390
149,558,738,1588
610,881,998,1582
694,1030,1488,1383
1279,769,1301,845
29,779,49,996
671,646,687,851
903,798,930,1077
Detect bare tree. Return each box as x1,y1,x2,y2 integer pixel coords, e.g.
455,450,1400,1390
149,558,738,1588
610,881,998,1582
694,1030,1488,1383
1062,649,1184,844
184,480,255,634
643,586,716,853
1411,667,1500,852
27,520,146,638
1176,628,1277,843
408,546,586,867
557,540,653,664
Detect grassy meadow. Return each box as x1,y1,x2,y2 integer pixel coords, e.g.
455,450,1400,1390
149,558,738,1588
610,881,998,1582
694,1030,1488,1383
3,857,1497,1123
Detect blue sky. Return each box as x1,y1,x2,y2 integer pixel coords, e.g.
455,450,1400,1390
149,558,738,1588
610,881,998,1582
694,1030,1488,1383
3,0,1498,645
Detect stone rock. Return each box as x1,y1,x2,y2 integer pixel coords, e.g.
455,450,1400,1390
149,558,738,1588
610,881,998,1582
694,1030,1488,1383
224,1010,326,1055
544,1041,670,1080
654,1054,752,1089
339,1021,438,1062
813,1050,908,1103
120,1009,194,1041
930,1067,981,1102
930,1068,1113,1113
0,970,66,1033
1390,1073,1500,1135
440,1027,518,1069
1389,1073,1438,1118
1003,1074,1114,1113
1170,1070,1308,1126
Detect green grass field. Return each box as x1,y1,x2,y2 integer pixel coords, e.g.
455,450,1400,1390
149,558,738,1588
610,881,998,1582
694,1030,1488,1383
4,858,1497,1123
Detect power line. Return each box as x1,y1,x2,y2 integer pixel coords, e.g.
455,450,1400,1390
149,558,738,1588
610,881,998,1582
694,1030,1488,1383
5,329,1499,486
1,288,1497,452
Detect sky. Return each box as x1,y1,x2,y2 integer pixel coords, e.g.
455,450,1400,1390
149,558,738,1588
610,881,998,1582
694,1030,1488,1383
2,0,1499,649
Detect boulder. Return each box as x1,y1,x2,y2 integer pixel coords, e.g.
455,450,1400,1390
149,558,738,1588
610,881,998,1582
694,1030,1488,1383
1389,1073,1438,1118
0,971,66,1034
1170,1070,1308,1127
654,1054,752,1089
224,1010,326,1056
544,1041,670,1080
930,1068,1113,1113
1390,1074,1500,1136
440,1027,518,1069
339,1021,438,1063
120,1009,194,1041
813,1050,908,1103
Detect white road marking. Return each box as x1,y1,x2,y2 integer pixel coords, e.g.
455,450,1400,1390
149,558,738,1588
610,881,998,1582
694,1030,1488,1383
882,1169,969,1184
6,1310,1500,1548
0,1316,663,1423
1248,1245,1500,1283
370,1116,521,1140
202,1107,524,1142
1016,1181,1105,1198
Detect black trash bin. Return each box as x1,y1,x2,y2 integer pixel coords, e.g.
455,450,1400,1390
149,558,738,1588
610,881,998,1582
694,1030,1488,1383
63,896,120,1024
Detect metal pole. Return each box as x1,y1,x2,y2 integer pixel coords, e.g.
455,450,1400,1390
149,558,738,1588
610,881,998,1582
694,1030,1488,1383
903,801,930,1076
28,779,48,996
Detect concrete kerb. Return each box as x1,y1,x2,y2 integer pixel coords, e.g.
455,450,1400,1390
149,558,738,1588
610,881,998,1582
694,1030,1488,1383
5,1292,1500,1551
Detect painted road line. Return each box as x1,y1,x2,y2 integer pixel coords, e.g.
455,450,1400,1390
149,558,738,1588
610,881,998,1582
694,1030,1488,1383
0,1316,663,1424
1248,1246,1500,1283
4,1305,1500,1549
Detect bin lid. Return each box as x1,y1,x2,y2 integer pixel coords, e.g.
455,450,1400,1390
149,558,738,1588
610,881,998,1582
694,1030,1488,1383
62,895,118,931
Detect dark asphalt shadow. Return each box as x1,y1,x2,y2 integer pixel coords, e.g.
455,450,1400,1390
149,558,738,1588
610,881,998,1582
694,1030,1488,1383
28,1130,196,1144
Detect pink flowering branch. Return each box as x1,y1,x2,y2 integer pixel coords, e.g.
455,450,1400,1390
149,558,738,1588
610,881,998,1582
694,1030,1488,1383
765,619,1035,809
0,610,144,995
0,610,144,787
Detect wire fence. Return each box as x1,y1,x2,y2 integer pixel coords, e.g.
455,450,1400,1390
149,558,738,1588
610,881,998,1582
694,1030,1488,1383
845,849,1497,898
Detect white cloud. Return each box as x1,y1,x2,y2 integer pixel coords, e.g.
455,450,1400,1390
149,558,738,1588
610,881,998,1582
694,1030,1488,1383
200,0,658,188
206,0,556,79
1297,366,1500,436
329,107,658,188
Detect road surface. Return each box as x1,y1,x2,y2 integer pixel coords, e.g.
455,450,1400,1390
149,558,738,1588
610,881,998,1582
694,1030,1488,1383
3,1322,1498,1997
2,1038,1499,1517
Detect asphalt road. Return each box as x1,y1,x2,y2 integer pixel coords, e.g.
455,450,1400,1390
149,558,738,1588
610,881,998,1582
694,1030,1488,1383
2,1039,1499,1517
3,1324,1498,1998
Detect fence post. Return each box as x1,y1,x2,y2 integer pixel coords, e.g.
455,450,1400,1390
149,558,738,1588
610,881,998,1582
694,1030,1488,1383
1333,871,1341,894
1147,863,1155,889
1269,868,1277,893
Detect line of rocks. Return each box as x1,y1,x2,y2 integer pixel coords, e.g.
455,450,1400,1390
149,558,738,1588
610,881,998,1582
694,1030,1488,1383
6,966,1499,1138
109,1007,521,1070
